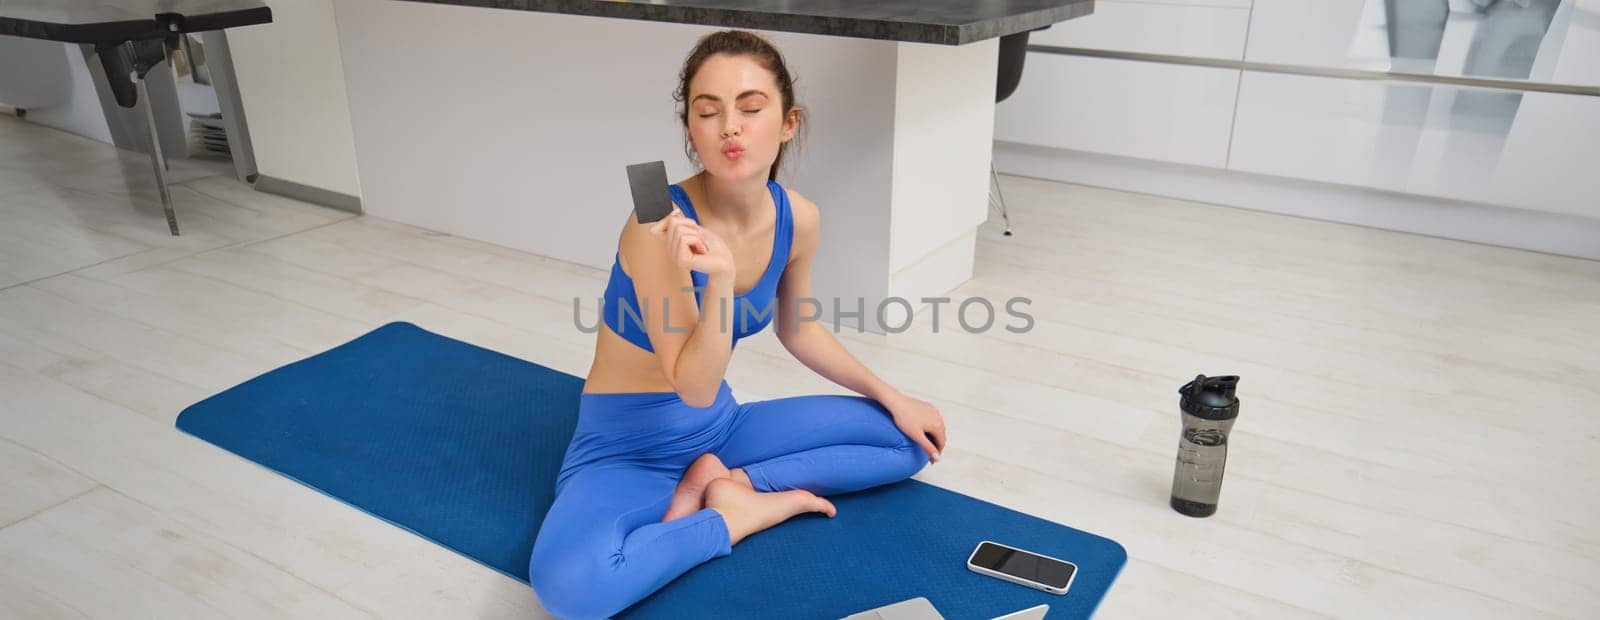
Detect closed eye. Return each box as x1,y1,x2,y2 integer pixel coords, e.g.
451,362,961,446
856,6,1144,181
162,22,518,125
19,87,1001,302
699,109,762,118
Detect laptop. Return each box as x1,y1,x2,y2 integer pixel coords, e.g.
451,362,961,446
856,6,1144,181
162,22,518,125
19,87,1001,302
839,597,1048,620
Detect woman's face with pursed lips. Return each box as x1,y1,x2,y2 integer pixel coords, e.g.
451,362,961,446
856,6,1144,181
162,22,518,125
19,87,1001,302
687,53,796,180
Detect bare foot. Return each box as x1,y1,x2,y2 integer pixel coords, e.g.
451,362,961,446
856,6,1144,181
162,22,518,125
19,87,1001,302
704,476,836,546
662,453,731,522
729,466,755,491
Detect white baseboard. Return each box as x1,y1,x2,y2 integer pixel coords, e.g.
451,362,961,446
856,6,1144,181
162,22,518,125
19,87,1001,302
994,141,1600,262
254,174,363,214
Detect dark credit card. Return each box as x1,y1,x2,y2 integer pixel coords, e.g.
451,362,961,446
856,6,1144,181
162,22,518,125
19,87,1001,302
626,160,673,224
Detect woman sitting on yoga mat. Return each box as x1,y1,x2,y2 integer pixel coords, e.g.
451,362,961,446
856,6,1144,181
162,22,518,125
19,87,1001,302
527,29,949,619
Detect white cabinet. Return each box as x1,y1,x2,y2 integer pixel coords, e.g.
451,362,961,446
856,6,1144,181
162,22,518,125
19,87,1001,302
1228,70,1600,218
1489,89,1600,219
995,0,1600,254
1030,0,1251,60
1247,0,1600,87
1244,0,1382,70
995,53,1240,169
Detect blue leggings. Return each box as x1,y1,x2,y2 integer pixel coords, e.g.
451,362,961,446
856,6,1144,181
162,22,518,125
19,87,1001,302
527,380,930,619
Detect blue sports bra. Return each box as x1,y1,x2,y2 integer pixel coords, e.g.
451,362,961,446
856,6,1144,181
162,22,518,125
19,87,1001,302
601,179,794,352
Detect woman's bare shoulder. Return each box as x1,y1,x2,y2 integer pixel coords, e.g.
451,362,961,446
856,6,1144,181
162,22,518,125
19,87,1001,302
786,187,819,234
784,186,820,266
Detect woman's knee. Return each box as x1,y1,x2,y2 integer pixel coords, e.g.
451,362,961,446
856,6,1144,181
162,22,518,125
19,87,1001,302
848,396,932,476
874,403,932,470
898,438,932,475
860,423,930,481
528,543,624,619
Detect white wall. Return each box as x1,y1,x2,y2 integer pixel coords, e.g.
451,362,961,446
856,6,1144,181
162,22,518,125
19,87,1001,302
0,38,112,144
227,0,362,199
331,0,907,319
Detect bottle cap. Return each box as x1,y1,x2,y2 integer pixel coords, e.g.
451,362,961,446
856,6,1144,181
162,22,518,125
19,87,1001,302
1179,374,1240,420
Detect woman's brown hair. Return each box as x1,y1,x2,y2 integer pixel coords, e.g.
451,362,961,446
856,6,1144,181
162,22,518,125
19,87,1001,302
674,30,806,182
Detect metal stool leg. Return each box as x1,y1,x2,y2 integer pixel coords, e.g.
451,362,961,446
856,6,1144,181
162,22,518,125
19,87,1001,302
134,68,179,235
990,160,1013,236
102,31,183,235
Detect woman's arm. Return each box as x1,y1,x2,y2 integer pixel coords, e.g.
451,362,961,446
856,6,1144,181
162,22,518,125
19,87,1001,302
773,191,898,403
781,318,901,402
626,205,736,407
776,191,945,461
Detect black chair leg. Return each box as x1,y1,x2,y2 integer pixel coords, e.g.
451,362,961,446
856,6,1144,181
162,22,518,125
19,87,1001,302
990,160,1013,236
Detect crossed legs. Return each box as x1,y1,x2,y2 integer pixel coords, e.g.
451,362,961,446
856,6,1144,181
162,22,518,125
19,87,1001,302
530,392,928,618
663,392,931,524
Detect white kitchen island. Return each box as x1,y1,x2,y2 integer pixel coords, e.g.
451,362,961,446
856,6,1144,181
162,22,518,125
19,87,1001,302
329,0,1091,333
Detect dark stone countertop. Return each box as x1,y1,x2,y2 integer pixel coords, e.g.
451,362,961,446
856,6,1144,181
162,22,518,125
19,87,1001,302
391,0,1094,45
0,0,270,43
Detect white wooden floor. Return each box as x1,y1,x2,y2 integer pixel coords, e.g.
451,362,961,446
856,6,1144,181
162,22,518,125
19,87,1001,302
1,113,1596,619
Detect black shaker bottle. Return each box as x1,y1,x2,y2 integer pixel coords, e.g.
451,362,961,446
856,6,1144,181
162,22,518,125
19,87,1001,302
1170,374,1240,517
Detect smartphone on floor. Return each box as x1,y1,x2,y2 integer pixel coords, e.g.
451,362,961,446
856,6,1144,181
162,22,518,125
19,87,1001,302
966,540,1076,595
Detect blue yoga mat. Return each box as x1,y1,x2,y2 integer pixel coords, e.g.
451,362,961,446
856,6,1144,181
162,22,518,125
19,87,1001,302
177,322,1126,618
